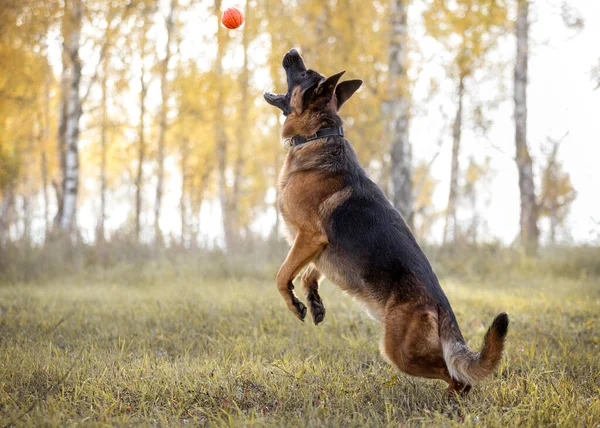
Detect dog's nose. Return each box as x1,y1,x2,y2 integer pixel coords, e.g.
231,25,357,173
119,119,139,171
283,48,303,69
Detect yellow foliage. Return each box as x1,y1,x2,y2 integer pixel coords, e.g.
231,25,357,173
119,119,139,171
423,0,509,78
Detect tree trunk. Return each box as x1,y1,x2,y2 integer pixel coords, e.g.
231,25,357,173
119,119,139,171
514,0,539,255
191,158,212,249
179,138,189,247
546,143,558,245
155,0,177,245
443,75,465,244
21,132,35,241
549,207,557,245
273,146,281,241
22,193,31,242
54,16,69,228
135,14,150,242
97,57,109,245
214,0,236,252
40,77,51,239
0,184,15,243
387,0,413,227
388,0,413,227
58,0,83,232
41,150,49,237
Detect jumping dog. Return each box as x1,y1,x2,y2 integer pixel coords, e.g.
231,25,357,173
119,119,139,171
264,48,509,393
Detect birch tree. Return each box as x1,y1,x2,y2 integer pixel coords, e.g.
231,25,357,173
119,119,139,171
444,75,464,244
54,3,70,228
134,6,152,241
40,75,53,239
388,0,413,226
58,0,83,232
514,0,538,255
97,54,109,244
56,0,134,235
154,0,178,244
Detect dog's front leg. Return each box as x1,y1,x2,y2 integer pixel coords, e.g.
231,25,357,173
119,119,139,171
301,264,326,325
276,232,327,322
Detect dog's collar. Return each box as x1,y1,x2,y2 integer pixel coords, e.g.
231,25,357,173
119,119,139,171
283,126,344,150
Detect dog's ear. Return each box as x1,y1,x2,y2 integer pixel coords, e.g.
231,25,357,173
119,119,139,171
335,79,362,110
264,92,290,115
312,70,346,103
302,81,320,110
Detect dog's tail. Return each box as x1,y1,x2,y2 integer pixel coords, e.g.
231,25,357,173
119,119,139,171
439,310,509,385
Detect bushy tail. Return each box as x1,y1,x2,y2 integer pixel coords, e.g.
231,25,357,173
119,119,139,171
440,312,509,385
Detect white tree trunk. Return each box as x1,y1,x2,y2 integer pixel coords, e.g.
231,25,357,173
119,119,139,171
515,0,539,255
54,42,69,227
179,138,189,247
388,0,413,226
41,77,51,238
0,184,15,243
135,12,150,242
98,58,108,244
155,0,177,244
59,0,83,232
135,78,147,241
273,145,281,241
21,134,35,241
444,76,464,244
191,158,212,249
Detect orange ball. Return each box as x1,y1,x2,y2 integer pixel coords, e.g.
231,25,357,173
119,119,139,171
222,7,244,29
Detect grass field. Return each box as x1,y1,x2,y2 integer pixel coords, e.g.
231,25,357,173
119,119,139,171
1,263,599,427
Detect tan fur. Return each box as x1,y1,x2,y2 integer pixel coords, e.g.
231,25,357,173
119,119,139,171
318,187,352,225
301,264,323,296
380,301,476,393
381,303,449,381
282,88,338,139
275,231,327,321
276,135,347,321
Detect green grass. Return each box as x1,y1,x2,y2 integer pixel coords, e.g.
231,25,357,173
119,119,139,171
1,264,599,427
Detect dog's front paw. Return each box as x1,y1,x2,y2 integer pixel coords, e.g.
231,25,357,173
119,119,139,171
307,290,326,325
282,280,306,322
290,296,307,321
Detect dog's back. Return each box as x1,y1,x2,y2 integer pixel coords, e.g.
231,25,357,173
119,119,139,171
308,137,450,310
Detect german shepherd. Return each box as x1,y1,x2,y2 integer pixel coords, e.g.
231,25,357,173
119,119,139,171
264,48,508,393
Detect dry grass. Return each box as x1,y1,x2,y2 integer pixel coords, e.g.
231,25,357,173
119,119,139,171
0,263,599,426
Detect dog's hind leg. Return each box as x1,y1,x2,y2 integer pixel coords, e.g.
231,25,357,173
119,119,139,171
381,303,459,390
301,264,326,325
276,232,328,322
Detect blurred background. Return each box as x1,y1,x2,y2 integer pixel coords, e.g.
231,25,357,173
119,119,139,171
1,0,599,281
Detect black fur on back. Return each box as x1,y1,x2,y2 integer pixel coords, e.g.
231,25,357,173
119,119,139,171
319,136,458,323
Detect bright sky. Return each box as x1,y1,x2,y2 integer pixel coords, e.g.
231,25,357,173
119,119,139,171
50,0,600,246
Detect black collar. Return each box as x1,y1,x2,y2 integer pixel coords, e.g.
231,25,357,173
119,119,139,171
283,126,344,150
